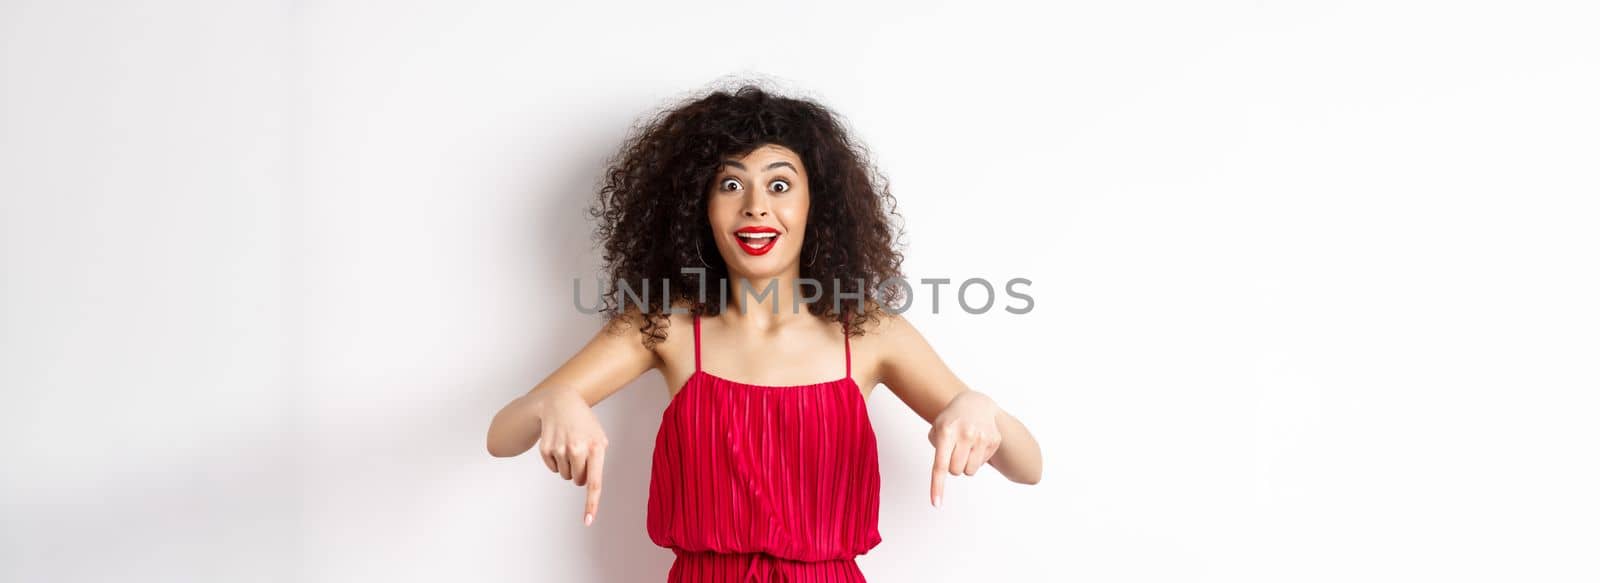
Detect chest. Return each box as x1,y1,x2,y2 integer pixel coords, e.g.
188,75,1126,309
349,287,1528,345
657,373,879,475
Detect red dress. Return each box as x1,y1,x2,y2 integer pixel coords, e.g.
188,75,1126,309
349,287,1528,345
647,313,882,582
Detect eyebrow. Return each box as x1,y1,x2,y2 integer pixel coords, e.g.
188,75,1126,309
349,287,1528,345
720,160,797,173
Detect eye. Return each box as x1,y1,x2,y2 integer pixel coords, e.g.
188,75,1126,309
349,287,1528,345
770,179,790,193
720,177,742,192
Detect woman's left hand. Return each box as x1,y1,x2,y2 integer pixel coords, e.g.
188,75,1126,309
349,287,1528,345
927,390,1002,508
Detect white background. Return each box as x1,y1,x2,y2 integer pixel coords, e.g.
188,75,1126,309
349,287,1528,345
3,1,1597,582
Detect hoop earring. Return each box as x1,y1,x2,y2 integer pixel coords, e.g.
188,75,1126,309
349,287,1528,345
694,238,709,268
805,245,819,268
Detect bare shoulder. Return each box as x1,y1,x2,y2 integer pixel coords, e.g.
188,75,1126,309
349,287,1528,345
598,299,699,364
847,301,928,388
627,298,701,391
594,303,652,352
853,299,922,344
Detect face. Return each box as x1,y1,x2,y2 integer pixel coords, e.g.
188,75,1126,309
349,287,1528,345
707,143,810,280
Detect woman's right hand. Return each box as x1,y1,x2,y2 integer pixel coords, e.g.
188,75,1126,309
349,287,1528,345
528,385,609,526
487,310,658,526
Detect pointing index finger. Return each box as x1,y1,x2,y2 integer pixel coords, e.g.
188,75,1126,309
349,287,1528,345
584,445,605,526
931,433,953,508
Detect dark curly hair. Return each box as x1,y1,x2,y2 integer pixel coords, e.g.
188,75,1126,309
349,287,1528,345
587,81,906,348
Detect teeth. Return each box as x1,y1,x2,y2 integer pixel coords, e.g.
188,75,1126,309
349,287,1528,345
738,232,777,239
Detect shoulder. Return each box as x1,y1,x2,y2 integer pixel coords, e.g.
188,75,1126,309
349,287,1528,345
853,298,916,339
847,300,932,376
594,300,680,346
600,298,700,361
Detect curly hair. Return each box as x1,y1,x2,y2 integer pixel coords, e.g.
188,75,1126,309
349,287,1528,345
587,80,906,348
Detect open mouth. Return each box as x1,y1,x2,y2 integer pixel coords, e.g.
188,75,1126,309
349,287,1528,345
734,226,780,256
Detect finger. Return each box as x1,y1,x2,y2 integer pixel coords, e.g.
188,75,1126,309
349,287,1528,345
930,433,954,508
556,445,573,480
585,445,606,526
540,447,558,474
948,439,972,477
570,449,589,487
964,439,994,475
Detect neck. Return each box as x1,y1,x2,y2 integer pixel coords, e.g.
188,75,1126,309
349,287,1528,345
721,268,814,325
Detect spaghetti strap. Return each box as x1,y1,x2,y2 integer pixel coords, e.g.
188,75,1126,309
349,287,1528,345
842,318,851,378
692,313,702,372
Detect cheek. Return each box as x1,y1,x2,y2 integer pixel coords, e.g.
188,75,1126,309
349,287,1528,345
706,199,737,231
779,196,810,233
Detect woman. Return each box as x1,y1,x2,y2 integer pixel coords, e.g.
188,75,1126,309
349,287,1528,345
486,82,1043,582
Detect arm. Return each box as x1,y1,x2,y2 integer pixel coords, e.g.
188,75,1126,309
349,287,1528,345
877,313,1044,497
485,310,660,526
486,310,659,458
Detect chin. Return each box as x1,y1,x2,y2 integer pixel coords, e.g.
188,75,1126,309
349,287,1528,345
725,257,797,281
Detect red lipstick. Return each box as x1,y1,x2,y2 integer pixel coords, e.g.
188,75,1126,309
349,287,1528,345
734,226,780,256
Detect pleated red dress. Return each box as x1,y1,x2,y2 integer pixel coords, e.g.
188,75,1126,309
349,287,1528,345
647,313,883,582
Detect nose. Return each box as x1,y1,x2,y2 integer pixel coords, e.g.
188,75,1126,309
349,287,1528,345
741,194,769,218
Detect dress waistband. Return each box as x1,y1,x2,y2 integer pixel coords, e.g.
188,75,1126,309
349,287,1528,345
668,549,865,583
